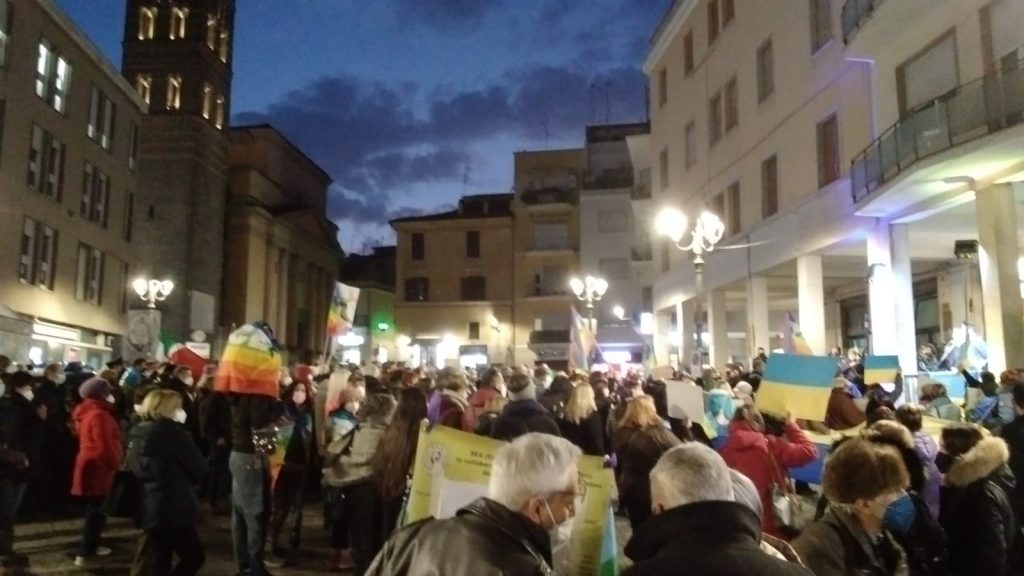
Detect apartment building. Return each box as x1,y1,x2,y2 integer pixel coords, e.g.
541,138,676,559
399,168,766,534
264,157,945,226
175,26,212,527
0,0,146,368
646,0,1024,376
392,194,515,369
221,124,343,363
513,149,586,369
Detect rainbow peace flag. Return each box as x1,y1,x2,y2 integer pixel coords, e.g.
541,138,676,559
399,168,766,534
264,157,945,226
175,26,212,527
214,323,281,398
755,354,836,421
269,422,294,489
864,355,900,385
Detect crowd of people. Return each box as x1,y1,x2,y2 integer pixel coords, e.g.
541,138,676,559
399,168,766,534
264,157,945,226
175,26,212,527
0,338,1022,575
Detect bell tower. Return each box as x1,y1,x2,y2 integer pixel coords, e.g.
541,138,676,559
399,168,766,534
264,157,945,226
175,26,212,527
120,0,236,343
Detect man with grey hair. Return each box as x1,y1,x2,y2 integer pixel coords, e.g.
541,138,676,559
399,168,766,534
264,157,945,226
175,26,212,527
366,433,580,575
490,372,561,441
623,444,813,575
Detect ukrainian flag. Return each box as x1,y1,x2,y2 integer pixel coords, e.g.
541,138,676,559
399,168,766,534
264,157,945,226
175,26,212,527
755,354,837,421
864,355,900,385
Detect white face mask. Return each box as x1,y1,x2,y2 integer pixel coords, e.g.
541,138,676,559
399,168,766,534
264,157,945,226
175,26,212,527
344,401,360,414
55,373,67,385
281,376,293,387
18,389,34,403
182,377,194,387
542,499,574,557
292,392,307,406
172,408,187,424
4,365,16,375
105,394,116,404
0,385,5,397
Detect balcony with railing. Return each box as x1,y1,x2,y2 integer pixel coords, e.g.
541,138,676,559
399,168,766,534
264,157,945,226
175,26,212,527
850,56,1024,204
582,167,634,191
631,244,653,262
841,0,885,43
519,186,578,207
529,329,571,345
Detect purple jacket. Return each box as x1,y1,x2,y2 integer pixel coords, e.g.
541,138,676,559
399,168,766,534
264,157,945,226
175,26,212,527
426,390,443,424
913,431,941,519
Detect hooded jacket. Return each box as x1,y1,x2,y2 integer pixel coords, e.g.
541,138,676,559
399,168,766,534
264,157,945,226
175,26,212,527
366,498,553,576
624,500,814,576
940,437,1019,576
71,399,122,497
720,420,818,537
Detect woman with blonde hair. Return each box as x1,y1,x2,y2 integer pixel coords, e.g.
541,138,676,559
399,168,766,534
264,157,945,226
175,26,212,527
557,384,606,456
127,389,208,576
612,395,681,530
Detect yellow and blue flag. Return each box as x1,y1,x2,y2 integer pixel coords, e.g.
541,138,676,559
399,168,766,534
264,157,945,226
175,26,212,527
783,311,814,355
755,354,837,421
864,355,900,385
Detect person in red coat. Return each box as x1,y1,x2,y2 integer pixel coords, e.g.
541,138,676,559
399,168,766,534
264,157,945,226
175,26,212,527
720,407,818,539
70,377,123,568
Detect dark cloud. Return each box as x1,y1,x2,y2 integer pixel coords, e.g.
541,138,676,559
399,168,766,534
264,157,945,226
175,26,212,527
396,0,502,31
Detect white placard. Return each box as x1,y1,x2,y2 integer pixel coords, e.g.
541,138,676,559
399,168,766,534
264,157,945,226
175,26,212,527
664,379,705,421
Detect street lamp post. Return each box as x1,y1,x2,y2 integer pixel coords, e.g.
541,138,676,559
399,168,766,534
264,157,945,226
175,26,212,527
132,277,174,309
570,275,608,334
654,208,725,358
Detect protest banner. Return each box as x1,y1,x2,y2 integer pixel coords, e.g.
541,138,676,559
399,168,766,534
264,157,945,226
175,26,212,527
664,380,705,421
406,423,618,576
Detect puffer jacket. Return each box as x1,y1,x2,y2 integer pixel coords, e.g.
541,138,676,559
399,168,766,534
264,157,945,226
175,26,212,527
911,431,942,519
940,437,1019,576
323,396,395,488
71,399,122,497
612,424,681,503
793,507,909,576
720,420,818,538
127,419,208,529
366,498,553,576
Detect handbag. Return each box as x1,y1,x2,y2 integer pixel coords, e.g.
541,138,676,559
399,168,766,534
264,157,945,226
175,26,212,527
768,449,806,533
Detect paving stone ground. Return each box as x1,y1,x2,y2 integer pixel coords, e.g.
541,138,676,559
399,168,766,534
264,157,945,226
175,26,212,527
7,507,636,576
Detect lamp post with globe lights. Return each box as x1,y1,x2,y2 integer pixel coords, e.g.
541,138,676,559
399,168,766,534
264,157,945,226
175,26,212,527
654,208,726,358
570,275,608,334
132,277,174,309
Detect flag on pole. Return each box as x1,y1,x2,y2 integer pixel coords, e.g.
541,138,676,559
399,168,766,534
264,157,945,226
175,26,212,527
325,282,360,357
755,354,836,421
214,323,282,398
782,311,814,355
570,309,598,372
157,331,207,379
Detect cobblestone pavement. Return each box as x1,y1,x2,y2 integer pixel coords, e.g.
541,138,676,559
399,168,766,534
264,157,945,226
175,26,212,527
9,508,636,575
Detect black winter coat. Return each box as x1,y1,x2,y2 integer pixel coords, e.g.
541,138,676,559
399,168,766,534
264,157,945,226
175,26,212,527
612,424,680,503
366,498,553,576
230,394,282,453
490,400,561,442
127,419,208,530
940,437,1019,576
623,500,814,576
557,411,605,456
1002,414,1024,519
0,393,43,478
200,391,232,449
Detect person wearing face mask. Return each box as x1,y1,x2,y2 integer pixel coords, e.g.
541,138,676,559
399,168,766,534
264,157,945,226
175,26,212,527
0,372,42,568
161,366,201,446
622,444,813,575
464,368,505,432
322,383,364,570
127,389,208,575
30,364,73,516
366,433,581,576
70,377,123,568
265,380,316,568
938,424,1019,576
792,438,911,575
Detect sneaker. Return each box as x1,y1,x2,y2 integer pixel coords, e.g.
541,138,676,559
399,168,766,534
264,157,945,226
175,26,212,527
73,556,89,568
94,546,113,557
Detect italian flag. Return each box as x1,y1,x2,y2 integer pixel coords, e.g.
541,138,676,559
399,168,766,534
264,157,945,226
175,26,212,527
158,331,207,378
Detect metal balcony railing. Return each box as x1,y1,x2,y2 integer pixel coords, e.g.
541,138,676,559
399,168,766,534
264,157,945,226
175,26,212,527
520,187,578,206
841,0,885,43
582,168,634,191
850,57,1024,203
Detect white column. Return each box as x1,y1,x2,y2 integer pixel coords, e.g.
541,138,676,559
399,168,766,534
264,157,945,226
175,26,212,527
890,224,918,375
674,301,686,359
797,255,826,355
866,223,897,356
652,309,671,368
746,276,770,359
707,289,729,368
681,300,697,372
976,183,1024,371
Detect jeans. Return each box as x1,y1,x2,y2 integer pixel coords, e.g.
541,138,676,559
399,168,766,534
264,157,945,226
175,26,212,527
78,497,108,556
230,451,270,576
130,526,205,576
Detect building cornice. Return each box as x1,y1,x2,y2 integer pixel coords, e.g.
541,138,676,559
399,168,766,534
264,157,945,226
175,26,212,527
644,0,697,75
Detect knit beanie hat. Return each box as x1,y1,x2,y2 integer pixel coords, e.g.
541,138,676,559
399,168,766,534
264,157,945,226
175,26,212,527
507,372,536,401
79,376,111,400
